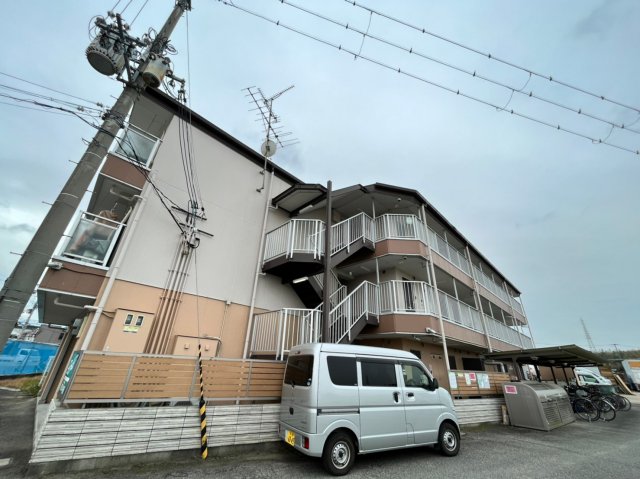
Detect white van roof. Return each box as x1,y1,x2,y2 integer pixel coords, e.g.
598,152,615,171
290,343,419,360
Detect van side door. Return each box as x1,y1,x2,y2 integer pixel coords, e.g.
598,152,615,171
400,362,442,445
358,359,407,451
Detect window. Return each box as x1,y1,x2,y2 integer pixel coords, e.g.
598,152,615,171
402,363,431,388
327,356,357,386
410,349,422,359
124,314,133,326
448,355,457,370
284,354,314,387
361,360,397,387
462,357,483,371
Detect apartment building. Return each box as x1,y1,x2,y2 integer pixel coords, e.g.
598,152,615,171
36,88,533,402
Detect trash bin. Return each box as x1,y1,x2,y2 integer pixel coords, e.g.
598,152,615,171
502,381,575,431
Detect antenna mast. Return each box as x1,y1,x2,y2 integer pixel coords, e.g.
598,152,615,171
244,85,298,191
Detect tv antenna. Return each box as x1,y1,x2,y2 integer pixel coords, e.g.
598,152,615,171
244,85,299,191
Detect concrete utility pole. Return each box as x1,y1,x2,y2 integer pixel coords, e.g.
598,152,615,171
0,0,192,349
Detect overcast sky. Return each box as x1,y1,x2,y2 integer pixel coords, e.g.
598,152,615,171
1,1,639,351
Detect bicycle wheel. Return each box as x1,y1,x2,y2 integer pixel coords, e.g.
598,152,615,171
617,395,632,411
593,398,616,421
573,398,599,421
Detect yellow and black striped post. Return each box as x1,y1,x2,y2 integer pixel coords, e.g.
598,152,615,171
197,343,208,459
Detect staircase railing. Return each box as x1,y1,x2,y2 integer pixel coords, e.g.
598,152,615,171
331,212,374,256
250,308,321,360
263,219,324,263
328,281,379,344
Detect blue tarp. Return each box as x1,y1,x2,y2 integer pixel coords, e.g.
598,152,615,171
0,339,59,376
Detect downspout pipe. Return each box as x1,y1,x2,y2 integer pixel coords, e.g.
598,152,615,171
243,170,274,358
79,186,149,351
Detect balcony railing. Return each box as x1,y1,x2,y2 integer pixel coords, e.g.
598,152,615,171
483,314,532,349
438,291,485,333
375,214,427,243
250,308,321,361
379,280,438,316
472,264,512,305
331,212,375,256
263,219,324,263
426,228,471,275
112,124,161,168
60,211,124,267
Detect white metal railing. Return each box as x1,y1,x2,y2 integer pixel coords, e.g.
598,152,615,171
60,211,124,267
511,297,524,315
312,272,347,307
112,124,161,167
426,228,471,275
328,281,379,344
250,308,321,360
379,280,438,316
483,314,533,348
331,212,375,256
375,214,427,243
472,264,512,305
438,291,484,332
263,219,324,263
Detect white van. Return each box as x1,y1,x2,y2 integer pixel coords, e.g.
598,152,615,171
278,343,460,475
574,367,612,386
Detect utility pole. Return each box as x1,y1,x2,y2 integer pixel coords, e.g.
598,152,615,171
0,0,192,349
322,180,333,343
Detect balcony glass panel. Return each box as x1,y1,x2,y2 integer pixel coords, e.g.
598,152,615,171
61,211,123,267
113,125,159,167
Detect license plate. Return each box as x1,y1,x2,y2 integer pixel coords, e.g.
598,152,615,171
285,430,295,446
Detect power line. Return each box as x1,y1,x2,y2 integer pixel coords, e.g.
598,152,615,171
279,0,640,136
0,71,105,107
344,0,640,115
218,1,639,156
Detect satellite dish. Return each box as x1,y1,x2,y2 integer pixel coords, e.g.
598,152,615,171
261,139,277,157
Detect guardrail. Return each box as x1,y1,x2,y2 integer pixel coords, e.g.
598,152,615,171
59,351,285,404
263,219,324,262
331,212,375,255
328,281,379,344
60,211,124,267
379,280,438,316
250,308,321,360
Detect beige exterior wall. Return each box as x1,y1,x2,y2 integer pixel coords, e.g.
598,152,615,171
114,114,301,313
87,279,258,359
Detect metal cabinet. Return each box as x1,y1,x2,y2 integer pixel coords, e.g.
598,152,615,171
502,381,575,431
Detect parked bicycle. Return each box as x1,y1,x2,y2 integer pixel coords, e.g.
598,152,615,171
585,385,632,412
564,385,599,421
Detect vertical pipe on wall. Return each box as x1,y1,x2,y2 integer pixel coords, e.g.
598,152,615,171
421,204,451,373
243,171,274,359
79,182,151,351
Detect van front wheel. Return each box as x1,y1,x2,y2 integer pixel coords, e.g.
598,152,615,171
322,432,355,476
437,423,460,456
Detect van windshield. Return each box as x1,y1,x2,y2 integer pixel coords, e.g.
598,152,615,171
284,354,314,387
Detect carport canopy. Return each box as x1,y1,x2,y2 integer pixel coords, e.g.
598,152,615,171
483,344,606,381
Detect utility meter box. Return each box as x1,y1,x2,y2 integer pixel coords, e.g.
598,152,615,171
503,381,575,431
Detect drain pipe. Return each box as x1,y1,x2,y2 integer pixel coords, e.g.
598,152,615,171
79,184,150,351
243,170,274,359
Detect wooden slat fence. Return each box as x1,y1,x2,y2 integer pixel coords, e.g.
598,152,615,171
62,351,285,404
448,370,510,398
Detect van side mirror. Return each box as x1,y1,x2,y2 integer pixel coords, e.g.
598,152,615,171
431,378,439,391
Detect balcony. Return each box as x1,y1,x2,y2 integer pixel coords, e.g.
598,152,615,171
59,211,124,268
111,124,161,168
